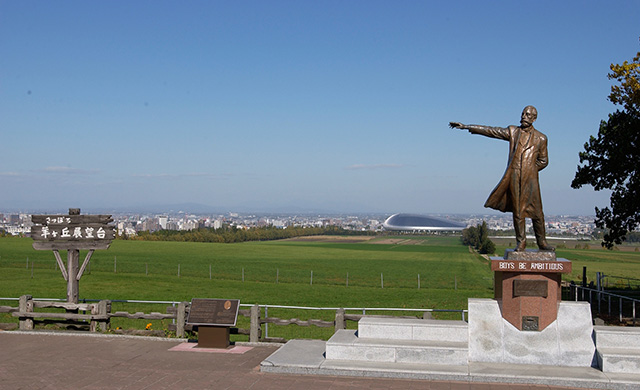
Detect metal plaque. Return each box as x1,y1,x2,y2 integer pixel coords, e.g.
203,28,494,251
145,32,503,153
513,280,548,298
187,298,240,326
522,316,539,331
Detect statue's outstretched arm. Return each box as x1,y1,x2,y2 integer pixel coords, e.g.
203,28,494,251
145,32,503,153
449,122,510,140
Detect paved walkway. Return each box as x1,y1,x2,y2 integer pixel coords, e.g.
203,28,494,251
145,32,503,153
0,331,606,390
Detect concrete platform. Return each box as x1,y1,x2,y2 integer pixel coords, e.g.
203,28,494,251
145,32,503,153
261,339,640,390
326,329,469,365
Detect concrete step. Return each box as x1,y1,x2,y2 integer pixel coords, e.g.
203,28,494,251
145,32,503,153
594,326,640,349
358,316,468,343
597,347,640,373
326,329,469,366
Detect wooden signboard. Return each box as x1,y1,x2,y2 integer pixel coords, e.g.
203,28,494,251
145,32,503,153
30,209,115,303
187,298,240,327
31,214,115,250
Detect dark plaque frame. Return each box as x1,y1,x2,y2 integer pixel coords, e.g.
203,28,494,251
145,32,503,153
513,279,548,298
187,298,240,327
522,316,539,331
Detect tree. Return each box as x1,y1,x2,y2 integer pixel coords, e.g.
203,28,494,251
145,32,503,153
461,221,495,254
608,47,640,116
477,220,489,244
461,225,478,246
479,238,496,256
571,39,640,248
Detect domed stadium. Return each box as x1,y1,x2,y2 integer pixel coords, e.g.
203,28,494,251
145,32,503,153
383,213,465,232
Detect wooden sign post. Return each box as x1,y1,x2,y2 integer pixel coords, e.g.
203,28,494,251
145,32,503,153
31,208,115,303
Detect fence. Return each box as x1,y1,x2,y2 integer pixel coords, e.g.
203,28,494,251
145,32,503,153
0,296,467,342
7,257,466,291
599,274,640,290
259,305,467,341
570,285,639,325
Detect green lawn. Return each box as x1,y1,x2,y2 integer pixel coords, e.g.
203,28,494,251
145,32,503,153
0,236,494,299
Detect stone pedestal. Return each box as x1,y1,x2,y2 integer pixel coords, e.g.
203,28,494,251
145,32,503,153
197,325,230,349
468,298,597,367
491,250,571,331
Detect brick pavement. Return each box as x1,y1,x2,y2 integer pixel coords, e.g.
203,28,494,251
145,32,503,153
0,332,597,390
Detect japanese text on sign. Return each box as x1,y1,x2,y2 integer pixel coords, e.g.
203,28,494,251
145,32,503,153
39,226,108,239
45,216,72,224
31,214,115,242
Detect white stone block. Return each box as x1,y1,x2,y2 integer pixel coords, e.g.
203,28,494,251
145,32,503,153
468,299,504,363
395,344,468,365
468,298,596,367
326,327,469,366
412,320,468,343
597,348,640,373
594,326,640,373
557,302,598,367
326,330,397,362
595,326,640,349
358,317,414,340
357,316,468,343
501,319,560,365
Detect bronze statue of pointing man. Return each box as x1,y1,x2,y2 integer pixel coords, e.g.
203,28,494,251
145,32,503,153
450,105,554,252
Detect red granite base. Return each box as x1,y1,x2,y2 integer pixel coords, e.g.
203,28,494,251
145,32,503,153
494,271,562,331
491,256,571,331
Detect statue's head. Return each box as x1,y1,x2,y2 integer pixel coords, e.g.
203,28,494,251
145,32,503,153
521,105,537,127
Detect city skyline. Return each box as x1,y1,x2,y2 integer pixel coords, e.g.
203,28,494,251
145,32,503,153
1,209,599,239
2,2,638,215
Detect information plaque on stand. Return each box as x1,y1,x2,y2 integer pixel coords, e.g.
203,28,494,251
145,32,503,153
187,298,240,348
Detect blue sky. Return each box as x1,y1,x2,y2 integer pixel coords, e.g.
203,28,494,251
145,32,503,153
1,1,639,215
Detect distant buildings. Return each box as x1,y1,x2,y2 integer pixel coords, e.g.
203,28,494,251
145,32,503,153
0,214,32,235
0,210,602,239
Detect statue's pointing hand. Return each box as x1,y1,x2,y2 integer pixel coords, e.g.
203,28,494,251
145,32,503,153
449,122,465,130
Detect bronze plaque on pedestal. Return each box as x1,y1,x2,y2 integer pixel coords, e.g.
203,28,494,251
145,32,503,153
522,316,539,331
187,298,240,326
513,280,548,298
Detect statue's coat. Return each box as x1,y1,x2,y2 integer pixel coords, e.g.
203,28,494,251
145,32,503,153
468,125,548,219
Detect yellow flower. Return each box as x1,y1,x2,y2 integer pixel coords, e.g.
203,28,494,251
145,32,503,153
146,323,152,330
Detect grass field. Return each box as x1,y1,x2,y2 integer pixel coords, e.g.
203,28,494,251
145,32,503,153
2,235,639,340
